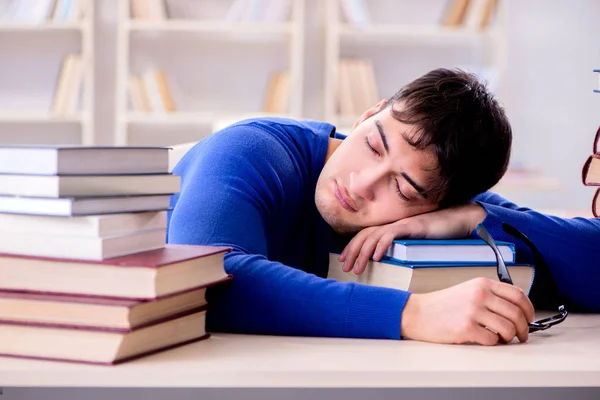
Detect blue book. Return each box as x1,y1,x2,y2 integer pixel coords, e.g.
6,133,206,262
384,239,516,264
327,254,534,295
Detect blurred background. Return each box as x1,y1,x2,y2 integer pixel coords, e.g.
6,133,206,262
0,0,599,217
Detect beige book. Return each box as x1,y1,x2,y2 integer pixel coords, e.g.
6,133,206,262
128,75,146,112
154,70,177,112
0,287,208,330
442,0,471,27
0,310,208,365
337,59,355,118
51,54,77,115
327,253,534,295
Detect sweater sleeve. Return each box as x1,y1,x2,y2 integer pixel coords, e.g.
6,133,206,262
472,191,600,311
167,125,409,339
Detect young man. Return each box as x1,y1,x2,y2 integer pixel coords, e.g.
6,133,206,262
168,68,597,346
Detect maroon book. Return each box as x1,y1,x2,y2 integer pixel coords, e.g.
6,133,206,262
0,244,232,300
0,306,210,365
582,154,600,186
593,188,600,218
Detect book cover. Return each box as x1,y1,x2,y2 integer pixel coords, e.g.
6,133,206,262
0,244,230,269
384,238,516,264
593,188,600,218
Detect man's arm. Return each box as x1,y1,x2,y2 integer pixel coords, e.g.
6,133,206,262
167,125,408,339
472,191,600,311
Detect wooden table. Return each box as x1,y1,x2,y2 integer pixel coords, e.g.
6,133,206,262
1,314,600,389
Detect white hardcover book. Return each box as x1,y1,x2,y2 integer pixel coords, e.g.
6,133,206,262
0,228,167,260
0,174,180,198
0,211,167,237
0,194,172,216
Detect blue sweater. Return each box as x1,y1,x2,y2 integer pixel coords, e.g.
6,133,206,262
167,117,600,339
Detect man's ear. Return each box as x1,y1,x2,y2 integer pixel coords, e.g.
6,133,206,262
351,99,388,131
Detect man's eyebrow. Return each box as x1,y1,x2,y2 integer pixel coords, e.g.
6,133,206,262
401,172,427,199
375,120,389,153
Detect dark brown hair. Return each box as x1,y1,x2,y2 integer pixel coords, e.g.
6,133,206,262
388,68,512,207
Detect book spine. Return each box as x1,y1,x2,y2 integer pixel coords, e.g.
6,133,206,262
582,154,598,186
595,124,600,154
593,188,600,218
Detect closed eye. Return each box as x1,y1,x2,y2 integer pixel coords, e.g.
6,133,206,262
395,179,410,201
364,137,380,156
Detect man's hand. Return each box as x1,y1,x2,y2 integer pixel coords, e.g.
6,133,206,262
339,202,487,274
401,277,535,345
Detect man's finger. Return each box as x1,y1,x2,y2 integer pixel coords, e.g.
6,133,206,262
490,282,535,323
486,293,529,343
477,311,517,344
373,233,395,260
354,236,380,275
341,236,365,272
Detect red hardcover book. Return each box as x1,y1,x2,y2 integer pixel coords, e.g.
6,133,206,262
582,154,600,186
0,282,231,330
0,244,231,300
0,306,209,365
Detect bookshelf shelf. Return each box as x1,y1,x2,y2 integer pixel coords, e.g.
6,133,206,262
324,0,508,124
127,20,292,36
116,0,305,146
0,22,85,32
0,0,94,146
0,111,84,124
339,24,494,41
125,111,222,125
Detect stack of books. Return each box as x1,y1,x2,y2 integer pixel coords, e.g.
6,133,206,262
581,118,600,217
0,145,231,365
328,239,534,294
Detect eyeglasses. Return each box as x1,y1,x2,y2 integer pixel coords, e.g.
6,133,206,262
475,223,567,333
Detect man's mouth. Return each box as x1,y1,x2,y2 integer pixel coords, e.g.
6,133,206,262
334,181,357,212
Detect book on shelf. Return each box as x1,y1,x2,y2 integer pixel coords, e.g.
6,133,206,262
0,244,231,299
337,58,379,120
384,238,515,264
441,0,497,29
0,286,209,330
263,70,290,114
328,253,534,295
130,0,168,20
0,145,170,175
226,0,292,22
339,0,370,25
0,194,172,216
0,306,208,365
51,53,84,116
0,173,180,198
0,0,82,23
129,68,177,113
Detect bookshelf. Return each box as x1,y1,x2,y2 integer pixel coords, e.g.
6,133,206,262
324,0,508,131
115,0,305,146
0,0,94,146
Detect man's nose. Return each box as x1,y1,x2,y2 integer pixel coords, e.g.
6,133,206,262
349,169,384,201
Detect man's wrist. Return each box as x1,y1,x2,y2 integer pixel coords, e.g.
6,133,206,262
467,202,487,232
400,293,420,339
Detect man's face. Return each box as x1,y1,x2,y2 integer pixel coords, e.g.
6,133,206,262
315,101,440,234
